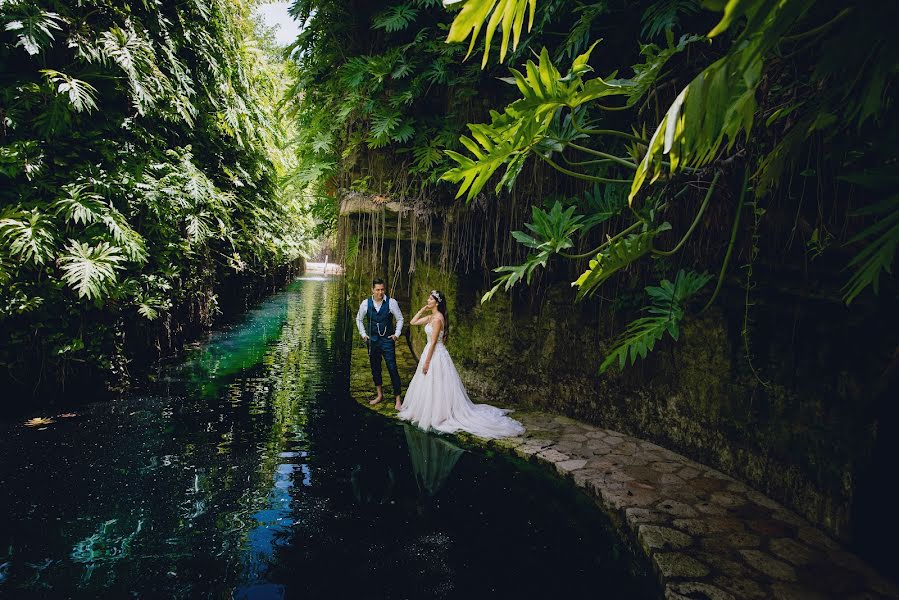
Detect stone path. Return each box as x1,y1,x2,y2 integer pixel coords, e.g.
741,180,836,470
355,394,898,599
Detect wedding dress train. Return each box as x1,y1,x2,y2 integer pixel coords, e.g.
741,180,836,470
398,322,525,439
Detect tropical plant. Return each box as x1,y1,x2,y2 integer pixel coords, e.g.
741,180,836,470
600,269,711,372
0,0,314,395
440,0,899,371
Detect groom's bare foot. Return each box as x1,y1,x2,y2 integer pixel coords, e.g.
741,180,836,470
369,395,383,405
394,398,402,410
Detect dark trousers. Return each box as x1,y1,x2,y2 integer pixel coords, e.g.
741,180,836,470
369,336,402,396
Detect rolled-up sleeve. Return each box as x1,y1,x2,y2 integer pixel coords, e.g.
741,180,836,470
390,298,404,337
355,300,368,338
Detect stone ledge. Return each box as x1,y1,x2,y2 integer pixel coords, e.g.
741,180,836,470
353,394,899,600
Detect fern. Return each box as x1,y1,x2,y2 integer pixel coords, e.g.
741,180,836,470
58,241,124,301
391,121,416,143
311,132,333,154
641,0,700,39
558,3,609,62
370,110,402,139
520,201,586,253
338,57,371,90
481,199,626,303
391,60,414,79
600,269,711,372
101,211,148,263
373,4,419,33
412,141,443,170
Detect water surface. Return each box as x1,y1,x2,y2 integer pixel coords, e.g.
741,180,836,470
0,276,656,598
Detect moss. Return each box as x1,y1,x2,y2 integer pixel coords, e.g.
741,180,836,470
339,204,887,547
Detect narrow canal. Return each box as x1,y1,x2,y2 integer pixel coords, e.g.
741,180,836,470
0,276,657,598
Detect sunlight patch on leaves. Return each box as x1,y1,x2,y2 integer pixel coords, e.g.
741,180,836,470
58,241,125,301
40,70,99,113
3,7,64,55
0,209,57,266
445,0,537,68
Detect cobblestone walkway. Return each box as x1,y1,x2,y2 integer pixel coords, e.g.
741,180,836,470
356,392,898,599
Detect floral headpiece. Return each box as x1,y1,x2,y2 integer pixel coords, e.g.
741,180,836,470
430,290,443,303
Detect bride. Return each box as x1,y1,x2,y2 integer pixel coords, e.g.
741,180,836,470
397,289,525,439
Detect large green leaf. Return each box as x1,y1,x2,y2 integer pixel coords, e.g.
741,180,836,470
373,4,419,32
0,209,58,266
842,194,899,304
40,70,99,113
572,229,662,299
445,0,537,68
629,0,815,201
58,241,124,301
442,44,628,201
2,6,64,55
600,269,711,372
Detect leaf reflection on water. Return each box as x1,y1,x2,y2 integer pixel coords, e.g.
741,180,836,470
70,518,144,584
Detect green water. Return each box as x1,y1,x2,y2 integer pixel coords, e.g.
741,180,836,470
0,276,657,599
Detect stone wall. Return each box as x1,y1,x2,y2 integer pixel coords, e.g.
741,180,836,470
339,198,898,576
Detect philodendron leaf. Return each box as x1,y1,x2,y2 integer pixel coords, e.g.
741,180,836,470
445,0,537,68
572,230,657,299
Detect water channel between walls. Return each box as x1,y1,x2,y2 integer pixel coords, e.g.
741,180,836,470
0,275,658,599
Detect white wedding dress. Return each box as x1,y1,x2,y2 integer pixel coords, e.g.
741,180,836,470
398,322,525,439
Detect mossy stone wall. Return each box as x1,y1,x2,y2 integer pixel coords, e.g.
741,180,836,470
339,203,898,572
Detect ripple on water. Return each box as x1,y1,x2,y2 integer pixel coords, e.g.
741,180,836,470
0,277,657,599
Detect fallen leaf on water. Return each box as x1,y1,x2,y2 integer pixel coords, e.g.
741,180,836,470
57,413,77,418
24,417,56,427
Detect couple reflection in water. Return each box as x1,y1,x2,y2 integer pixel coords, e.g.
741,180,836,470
356,278,524,439
351,424,464,506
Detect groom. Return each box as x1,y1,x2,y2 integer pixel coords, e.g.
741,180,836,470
355,278,404,410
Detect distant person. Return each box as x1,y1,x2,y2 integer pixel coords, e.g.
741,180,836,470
356,278,404,410
399,289,524,439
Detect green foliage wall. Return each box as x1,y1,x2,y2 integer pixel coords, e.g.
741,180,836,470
327,0,899,571
0,0,313,398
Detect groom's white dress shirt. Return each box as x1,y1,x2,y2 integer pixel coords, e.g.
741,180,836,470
355,297,404,339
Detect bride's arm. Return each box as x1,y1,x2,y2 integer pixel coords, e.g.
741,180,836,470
423,317,443,375
408,306,430,326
